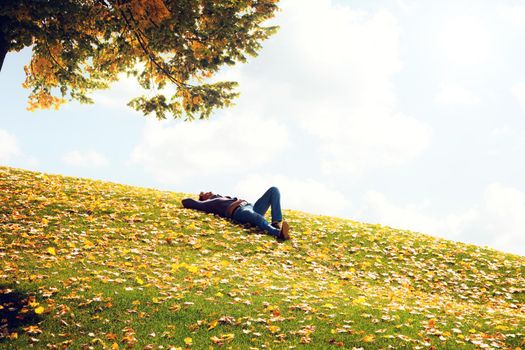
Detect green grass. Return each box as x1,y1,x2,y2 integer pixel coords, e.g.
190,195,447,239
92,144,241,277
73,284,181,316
0,165,524,349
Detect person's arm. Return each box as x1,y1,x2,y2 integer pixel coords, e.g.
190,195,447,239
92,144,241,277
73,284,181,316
182,198,212,213
182,195,233,217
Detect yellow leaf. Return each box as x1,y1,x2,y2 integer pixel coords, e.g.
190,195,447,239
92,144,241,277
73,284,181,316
111,343,119,350
170,304,181,312
211,333,235,344
184,337,192,346
268,325,280,333
223,333,235,341
136,277,144,285
47,247,56,256
363,334,375,342
352,297,366,305
34,306,45,314
208,319,218,331
187,265,198,273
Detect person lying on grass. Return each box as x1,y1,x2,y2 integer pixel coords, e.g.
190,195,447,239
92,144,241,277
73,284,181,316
181,186,291,240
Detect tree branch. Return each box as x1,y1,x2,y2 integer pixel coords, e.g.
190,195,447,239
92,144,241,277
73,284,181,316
96,0,111,8
119,7,187,88
43,36,67,73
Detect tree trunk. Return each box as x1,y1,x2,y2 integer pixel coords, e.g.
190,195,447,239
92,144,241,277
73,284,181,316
0,16,8,72
0,36,8,72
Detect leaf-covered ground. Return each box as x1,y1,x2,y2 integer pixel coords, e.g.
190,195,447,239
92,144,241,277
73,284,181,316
0,166,524,350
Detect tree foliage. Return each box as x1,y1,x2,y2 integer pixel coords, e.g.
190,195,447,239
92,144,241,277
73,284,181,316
0,0,279,119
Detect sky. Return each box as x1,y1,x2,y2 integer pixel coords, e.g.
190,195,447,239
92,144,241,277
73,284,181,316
1,0,525,256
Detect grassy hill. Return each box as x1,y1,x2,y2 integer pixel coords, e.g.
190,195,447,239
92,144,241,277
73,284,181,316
0,166,524,350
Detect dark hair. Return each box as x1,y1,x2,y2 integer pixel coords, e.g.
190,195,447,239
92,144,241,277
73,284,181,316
199,192,212,201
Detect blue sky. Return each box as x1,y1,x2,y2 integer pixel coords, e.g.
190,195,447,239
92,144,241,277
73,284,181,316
2,0,525,255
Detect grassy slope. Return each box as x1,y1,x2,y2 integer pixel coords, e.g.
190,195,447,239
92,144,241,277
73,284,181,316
0,166,524,350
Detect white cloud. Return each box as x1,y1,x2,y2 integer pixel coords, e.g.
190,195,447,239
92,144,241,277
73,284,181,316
307,110,430,175
130,114,289,185
511,82,525,111
91,74,159,114
434,83,480,106
476,183,525,255
396,0,417,14
491,125,513,137
358,185,525,256
499,5,525,27
231,0,431,176
0,129,22,162
62,150,109,167
436,15,492,66
234,174,348,216
359,190,477,240
0,129,40,169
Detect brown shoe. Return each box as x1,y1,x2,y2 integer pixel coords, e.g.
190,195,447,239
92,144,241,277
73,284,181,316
279,221,290,240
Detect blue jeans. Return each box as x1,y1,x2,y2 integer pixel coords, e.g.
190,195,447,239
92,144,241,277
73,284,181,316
232,187,282,237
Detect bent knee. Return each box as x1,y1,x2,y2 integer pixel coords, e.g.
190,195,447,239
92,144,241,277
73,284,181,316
269,186,280,194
